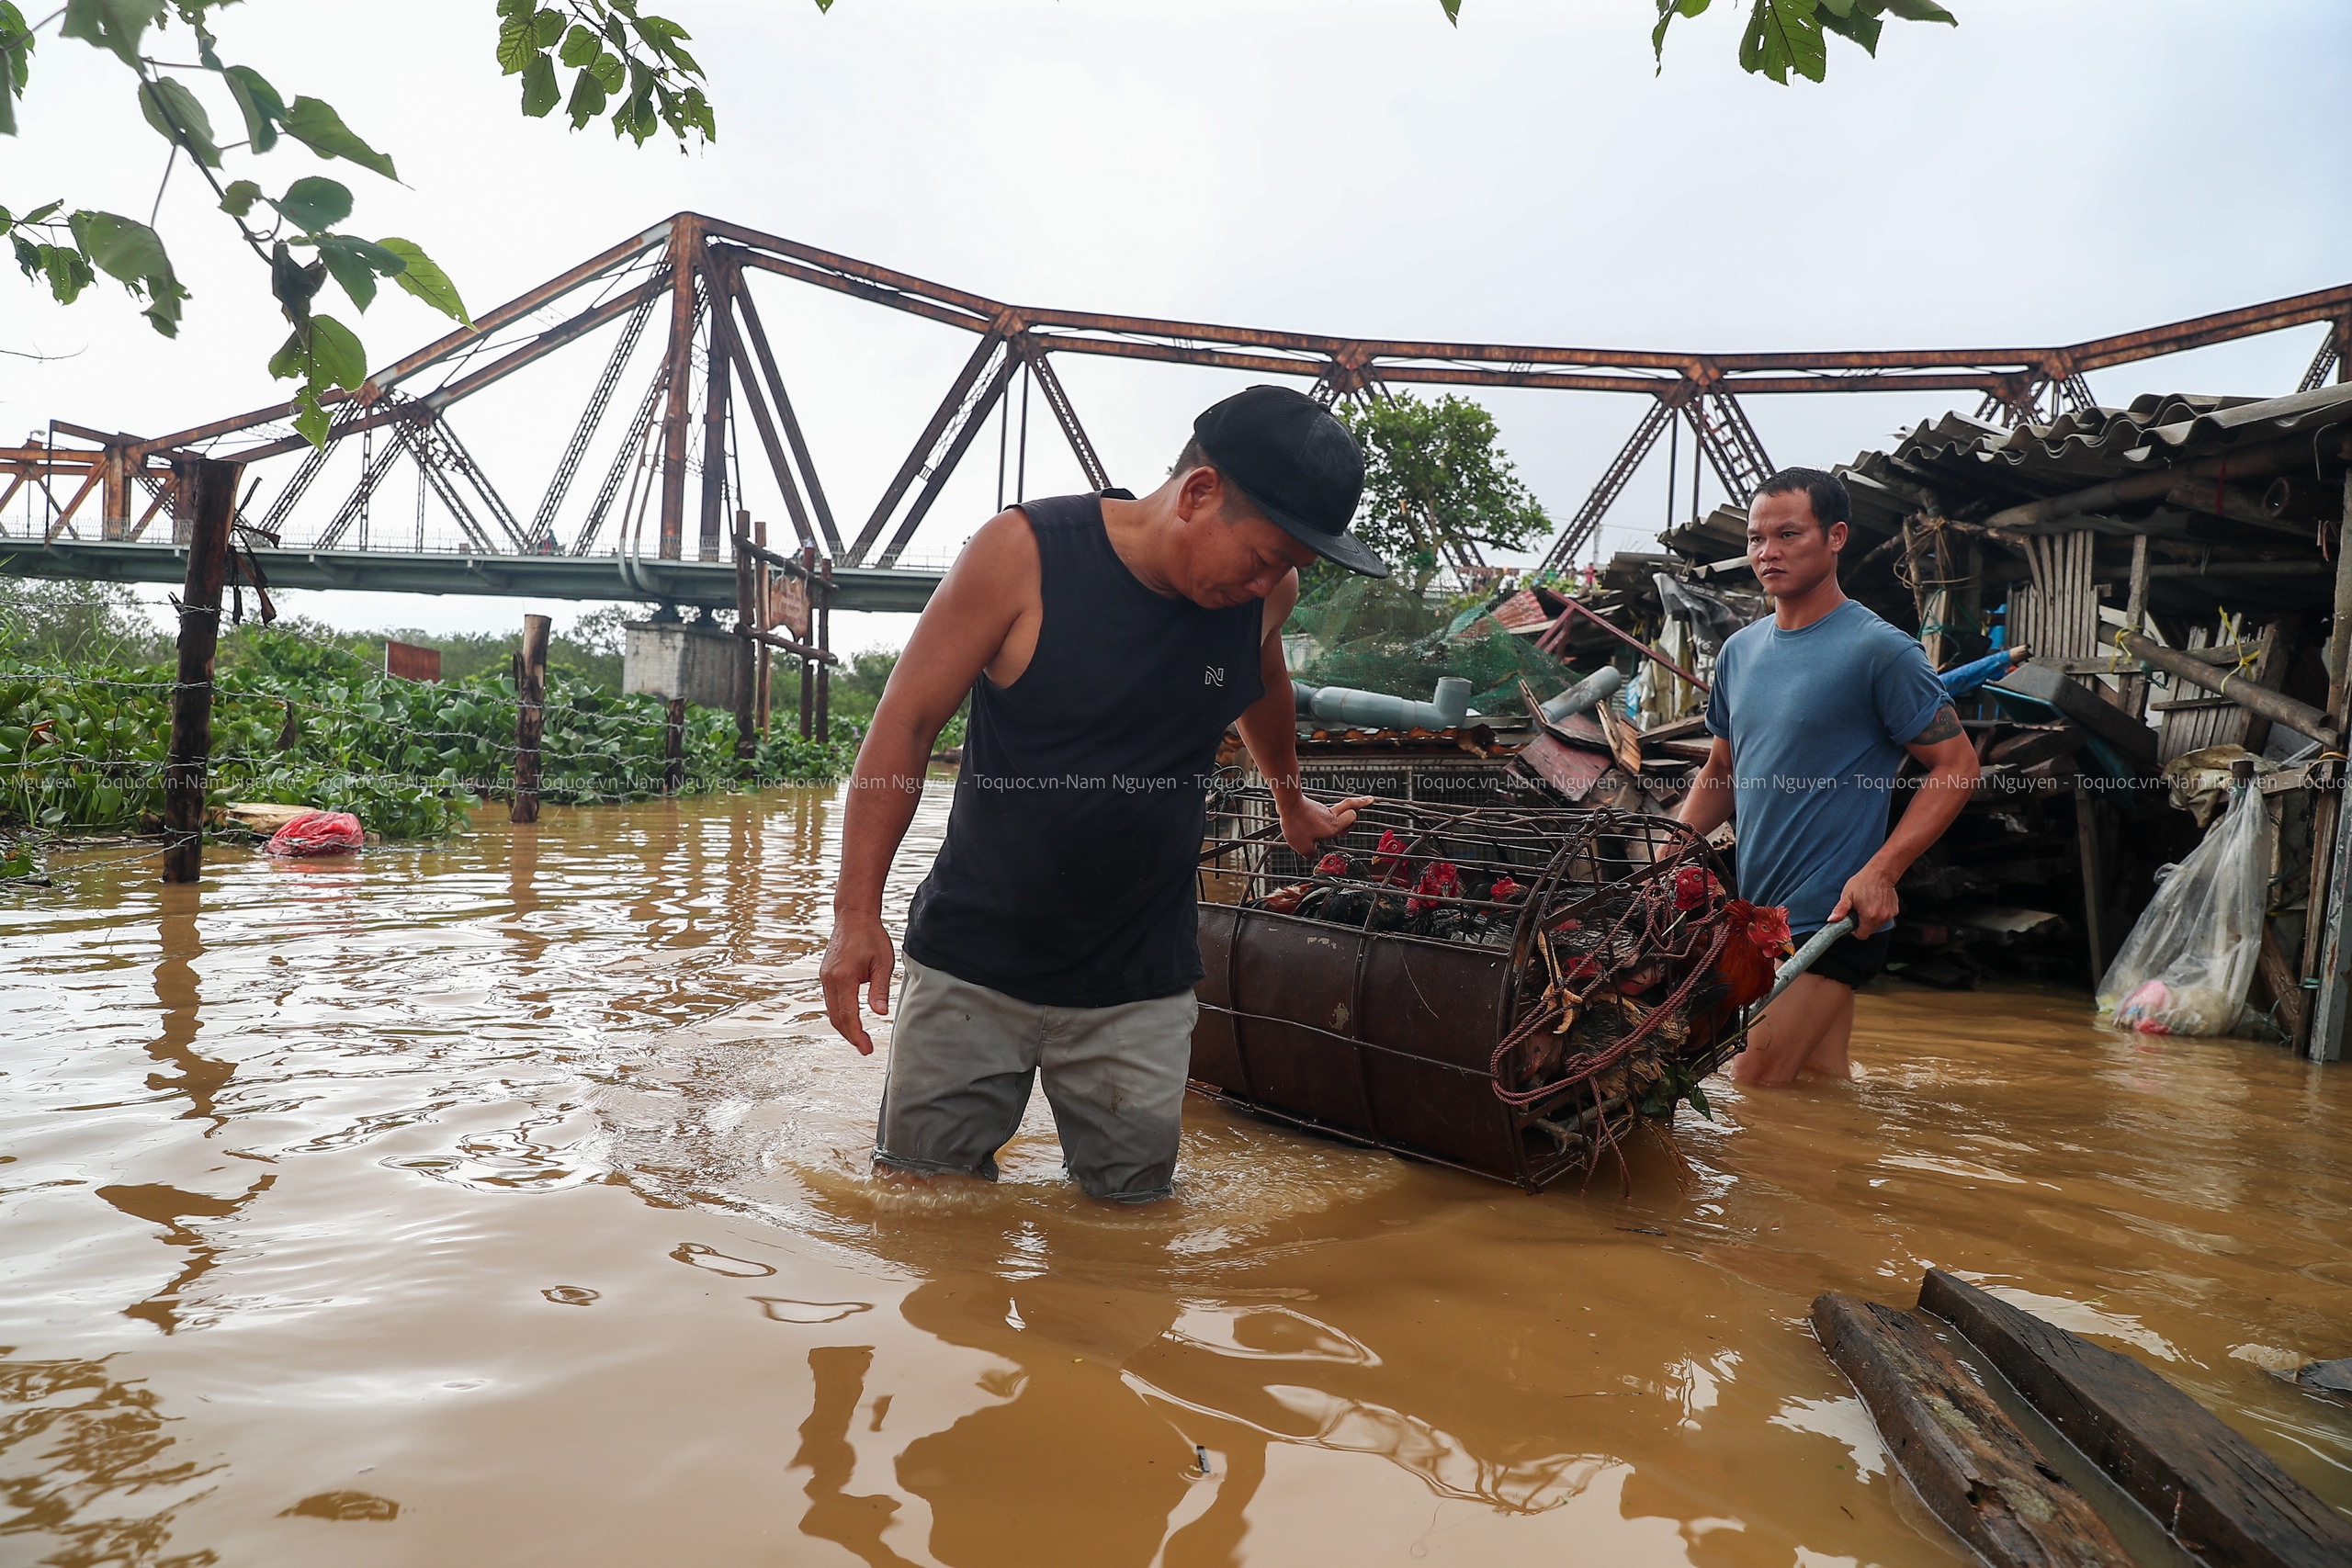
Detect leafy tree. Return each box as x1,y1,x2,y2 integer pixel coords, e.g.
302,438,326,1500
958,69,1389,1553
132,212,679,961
3,1,1951,452
1335,392,1551,579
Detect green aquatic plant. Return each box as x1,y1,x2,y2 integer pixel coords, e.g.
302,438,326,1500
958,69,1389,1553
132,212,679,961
0,629,857,839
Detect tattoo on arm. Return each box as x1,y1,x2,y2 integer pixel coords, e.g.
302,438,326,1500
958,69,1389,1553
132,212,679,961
1912,705,1963,745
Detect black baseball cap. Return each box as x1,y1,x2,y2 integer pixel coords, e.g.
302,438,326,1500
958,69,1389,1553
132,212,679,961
1191,385,1387,578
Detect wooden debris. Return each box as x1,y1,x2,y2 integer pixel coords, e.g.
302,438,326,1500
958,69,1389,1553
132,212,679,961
1920,1269,2352,1568
1810,1292,2134,1568
1994,660,2161,766
2294,1358,2352,1408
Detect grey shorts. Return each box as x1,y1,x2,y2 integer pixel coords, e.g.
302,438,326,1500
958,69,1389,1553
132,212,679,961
876,953,1198,1202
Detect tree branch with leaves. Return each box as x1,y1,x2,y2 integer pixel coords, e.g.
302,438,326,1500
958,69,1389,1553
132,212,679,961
0,0,759,448
1335,391,1550,584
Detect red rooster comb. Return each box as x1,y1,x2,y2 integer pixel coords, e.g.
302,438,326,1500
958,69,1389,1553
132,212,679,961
1407,860,1460,915
1314,851,1351,876
1742,902,1793,954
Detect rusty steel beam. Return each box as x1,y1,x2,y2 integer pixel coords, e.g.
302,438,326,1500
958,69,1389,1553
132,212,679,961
707,274,818,550
876,344,1022,569
657,217,701,560
1013,339,1111,492
222,277,666,466
847,329,1012,566
727,263,842,557
729,248,995,337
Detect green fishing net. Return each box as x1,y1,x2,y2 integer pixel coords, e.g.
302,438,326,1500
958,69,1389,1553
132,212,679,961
1286,577,1595,719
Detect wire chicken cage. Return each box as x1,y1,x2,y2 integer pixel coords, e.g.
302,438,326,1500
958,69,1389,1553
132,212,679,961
1193,784,1767,1191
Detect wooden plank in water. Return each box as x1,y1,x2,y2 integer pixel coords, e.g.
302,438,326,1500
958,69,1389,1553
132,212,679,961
1920,1269,2352,1568
1809,1292,2134,1568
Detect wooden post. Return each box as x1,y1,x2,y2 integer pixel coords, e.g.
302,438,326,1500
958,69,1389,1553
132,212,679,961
663,695,686,795
2074,779,2108,987
2306,474,2352,1061
754,514,772,734
2123,533,2153,718
510,613,548,825
798,544,817,741
733,510,758,761
816,557,832,744
162,457,243,884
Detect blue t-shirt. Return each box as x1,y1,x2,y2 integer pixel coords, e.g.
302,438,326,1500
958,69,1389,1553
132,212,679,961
1702,599,1949,934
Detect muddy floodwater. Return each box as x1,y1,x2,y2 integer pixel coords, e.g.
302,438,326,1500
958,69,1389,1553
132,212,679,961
5,786,2350,1567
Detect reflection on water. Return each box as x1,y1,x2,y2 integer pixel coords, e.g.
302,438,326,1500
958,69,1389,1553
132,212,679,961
2,787,2348,1566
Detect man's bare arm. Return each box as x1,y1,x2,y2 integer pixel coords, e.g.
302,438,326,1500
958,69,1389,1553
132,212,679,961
1829,705,1980,937
820,512,1034,1053
1233,570,1371,854
1676,736,1736,838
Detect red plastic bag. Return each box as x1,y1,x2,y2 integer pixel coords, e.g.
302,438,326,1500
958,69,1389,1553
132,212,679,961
263,809,365,857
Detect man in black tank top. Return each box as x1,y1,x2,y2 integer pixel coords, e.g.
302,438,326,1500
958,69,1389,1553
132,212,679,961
820,386,1388,1202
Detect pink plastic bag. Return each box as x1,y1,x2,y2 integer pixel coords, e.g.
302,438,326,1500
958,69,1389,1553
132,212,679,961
263,809,364,857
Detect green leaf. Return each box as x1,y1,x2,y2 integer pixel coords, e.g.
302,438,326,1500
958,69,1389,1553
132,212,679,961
138,76,223,167
496,13,539,73
378,237,470,326
67,209,185,333
520,51,559,117
565,66,607,129
0,1,30,138
281,96,398,180
1881,0,1956,19
267,327,306,379
17,197,61,225
222,64,287,153
495,0,532,16
1740,0,1826,84
219,177,262,218
58,0,159,69
269,238,324,320
1438,0,1460,21
532,6,565,46
312,233,405,311
1820,3,1881,52
309,313,367,390
43,243,93,304
269,174,353,232
292,387,329,447
590,50,624,91
1651,0,1713,69
559,22,601,67
1685,1077,1713,1121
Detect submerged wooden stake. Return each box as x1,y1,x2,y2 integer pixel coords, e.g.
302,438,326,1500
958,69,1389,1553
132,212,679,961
663,695,686,795
1811,1292,2133,1568
510,614,548,825
163,457,243,884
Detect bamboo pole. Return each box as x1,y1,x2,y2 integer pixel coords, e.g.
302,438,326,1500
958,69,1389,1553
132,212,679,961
162,457,243,883
510,614,549,824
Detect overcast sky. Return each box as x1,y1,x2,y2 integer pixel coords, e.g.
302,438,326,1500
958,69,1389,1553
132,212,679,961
7,0,2349,652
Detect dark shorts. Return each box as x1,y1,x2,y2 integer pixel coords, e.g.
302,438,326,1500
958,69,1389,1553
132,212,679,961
1800,924,1893,990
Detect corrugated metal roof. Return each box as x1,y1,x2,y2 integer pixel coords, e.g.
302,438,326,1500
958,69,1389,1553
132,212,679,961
1852,382,2352,512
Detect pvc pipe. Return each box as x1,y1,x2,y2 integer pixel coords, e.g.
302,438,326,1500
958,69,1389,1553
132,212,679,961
1300,677,1473,732
1538,666,1624,724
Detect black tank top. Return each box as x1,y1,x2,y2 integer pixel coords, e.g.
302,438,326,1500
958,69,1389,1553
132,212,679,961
902,491,1267,1007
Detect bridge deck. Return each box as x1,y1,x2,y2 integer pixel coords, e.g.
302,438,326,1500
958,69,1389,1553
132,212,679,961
0,540,943,615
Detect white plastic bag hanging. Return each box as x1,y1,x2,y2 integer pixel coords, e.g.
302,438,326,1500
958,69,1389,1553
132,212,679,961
2097,781,2267,1035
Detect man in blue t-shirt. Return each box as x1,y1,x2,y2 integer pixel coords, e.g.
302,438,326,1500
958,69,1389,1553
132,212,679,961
1677,468,1981,1086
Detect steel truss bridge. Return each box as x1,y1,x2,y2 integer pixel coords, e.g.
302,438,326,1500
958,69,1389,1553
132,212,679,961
6,210,2349,608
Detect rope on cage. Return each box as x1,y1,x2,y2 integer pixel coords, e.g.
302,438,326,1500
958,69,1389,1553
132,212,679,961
1487,897,1733,1108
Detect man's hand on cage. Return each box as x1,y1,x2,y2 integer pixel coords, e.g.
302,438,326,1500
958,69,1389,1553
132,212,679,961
1275,794,1375,859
